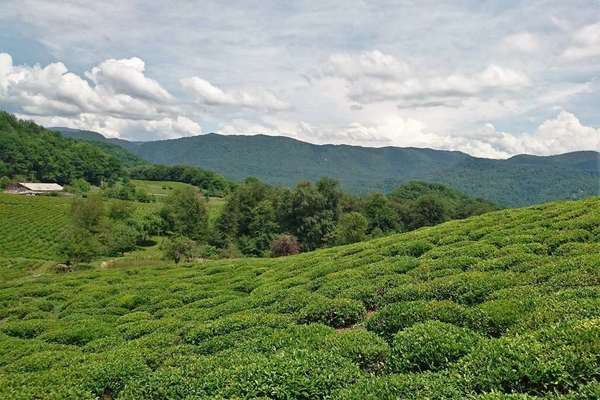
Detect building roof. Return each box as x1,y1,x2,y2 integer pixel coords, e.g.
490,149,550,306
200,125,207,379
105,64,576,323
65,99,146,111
19,182,63,191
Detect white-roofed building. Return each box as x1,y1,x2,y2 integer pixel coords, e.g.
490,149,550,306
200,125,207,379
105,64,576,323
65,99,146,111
5,182,64,195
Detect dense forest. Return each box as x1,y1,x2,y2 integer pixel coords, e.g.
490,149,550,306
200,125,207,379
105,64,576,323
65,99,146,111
0,112,124,185
0,113,233,195
56,128,600,206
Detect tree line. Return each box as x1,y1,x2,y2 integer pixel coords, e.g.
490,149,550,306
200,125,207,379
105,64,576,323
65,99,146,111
210,178,496,257
60,178,496,264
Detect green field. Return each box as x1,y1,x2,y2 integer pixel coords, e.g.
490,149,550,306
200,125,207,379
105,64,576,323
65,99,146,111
0,194,71,260
130,179,199,198
0,186,224,262
0,196,599,398
130,179,224,221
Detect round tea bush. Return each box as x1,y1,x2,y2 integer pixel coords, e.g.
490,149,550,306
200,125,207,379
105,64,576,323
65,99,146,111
324,329,390,372
227,349,362,399
335,371,464,400
457,326,600,396
390,320,481,372
472,392,539,399
297,296,366,328
366,300,469,341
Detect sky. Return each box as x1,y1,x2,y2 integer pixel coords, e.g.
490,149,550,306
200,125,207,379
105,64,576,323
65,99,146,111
0,0,599,158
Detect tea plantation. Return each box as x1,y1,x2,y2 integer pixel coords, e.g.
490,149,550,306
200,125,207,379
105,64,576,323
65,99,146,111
0,197,599,399
0,194,71,260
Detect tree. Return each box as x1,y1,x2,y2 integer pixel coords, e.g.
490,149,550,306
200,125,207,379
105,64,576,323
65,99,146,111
161,236,195,263
99,221,140,256
0,176,10,189
410,195,447,229
71,193,105,231
363,193,399,233
108,201,134,220
58,228,102,264
211,178,279,254
335,212,369,245
278,180,341,251
271,234,301,257
245,200,279,256
161,187,209,240
66,178,91,194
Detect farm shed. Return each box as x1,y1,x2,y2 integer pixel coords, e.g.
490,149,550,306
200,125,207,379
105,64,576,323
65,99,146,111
5,182,64,195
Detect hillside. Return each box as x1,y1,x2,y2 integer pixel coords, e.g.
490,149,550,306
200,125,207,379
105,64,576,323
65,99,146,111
0,187,226,262
51,127,145,167
0,114,125,185
0,194,71,260
54,128,599,206
1,196,599,398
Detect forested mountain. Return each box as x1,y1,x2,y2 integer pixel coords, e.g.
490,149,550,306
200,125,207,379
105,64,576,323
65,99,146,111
0,113,124,185
54,128,600,206
50,127,145,167
0,114,234,195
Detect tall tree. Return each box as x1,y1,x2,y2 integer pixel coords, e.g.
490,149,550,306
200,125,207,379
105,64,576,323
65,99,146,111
161,187,209,240
363,193,399,234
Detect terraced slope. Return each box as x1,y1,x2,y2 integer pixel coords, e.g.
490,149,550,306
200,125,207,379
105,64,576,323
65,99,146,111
0,194,71,260
1,197,599,399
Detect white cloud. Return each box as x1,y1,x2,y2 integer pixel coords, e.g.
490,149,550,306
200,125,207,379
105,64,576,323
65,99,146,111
0,52,199,139
439,111,600,158
321,51,530,106
226,111,598,159
563,22,600,60
25,113,201,140
501,32,540,53
85,57,173,102
323,50,410,81
180,77,289,111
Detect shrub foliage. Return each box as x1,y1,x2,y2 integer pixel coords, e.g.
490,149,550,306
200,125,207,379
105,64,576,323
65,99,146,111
0,196,599,398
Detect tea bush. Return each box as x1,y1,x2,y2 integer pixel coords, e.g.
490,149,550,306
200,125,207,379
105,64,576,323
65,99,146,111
0,196,599,398
389,320,482,372
297,296,366,328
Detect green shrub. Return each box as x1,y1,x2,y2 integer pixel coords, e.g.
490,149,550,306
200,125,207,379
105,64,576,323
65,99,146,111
0,319,55,339
40,319,115,346
472,299,537,336
390,321,481,372
457,320,600,395
385,240,433,257
185,312,291,344
226,349,362,399
335,372,464,400
82,349,151,398
324,329,390,372
297,296,366,328
366,300,469,341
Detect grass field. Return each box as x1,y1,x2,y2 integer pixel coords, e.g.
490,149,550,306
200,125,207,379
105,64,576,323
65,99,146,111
130,179,224,221
0,196,599,399
130,179,198,198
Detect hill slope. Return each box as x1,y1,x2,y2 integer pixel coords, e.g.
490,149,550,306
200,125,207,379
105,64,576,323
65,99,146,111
0,114,125,185
1,197,599,398
0,193,71,260
48,127,145,167
54,128,600,206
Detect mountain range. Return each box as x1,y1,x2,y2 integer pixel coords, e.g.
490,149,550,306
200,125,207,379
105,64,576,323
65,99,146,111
52,127,599,207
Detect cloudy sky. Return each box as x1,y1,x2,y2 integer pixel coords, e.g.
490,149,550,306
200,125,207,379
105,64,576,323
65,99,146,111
0,0,599,158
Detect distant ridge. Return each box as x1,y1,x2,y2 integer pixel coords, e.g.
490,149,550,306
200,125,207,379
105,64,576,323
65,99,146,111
52,127,600,206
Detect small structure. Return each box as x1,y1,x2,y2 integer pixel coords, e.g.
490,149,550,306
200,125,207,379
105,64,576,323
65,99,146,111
5,182,64,195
